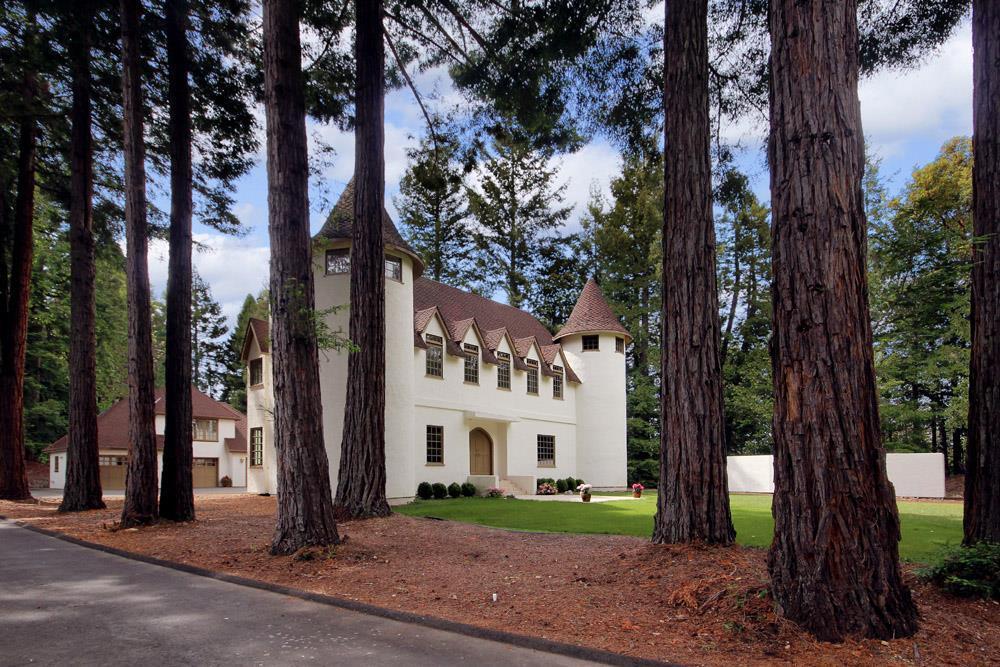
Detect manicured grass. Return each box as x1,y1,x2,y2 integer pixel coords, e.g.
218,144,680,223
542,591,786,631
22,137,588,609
396,493,963,563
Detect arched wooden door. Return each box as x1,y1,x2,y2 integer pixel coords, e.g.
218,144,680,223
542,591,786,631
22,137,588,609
469,429,493,475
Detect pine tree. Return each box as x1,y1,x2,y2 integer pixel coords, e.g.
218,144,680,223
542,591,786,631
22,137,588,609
396,124,473,288
220,291,269,412
467,127,571,308
190,273,228,397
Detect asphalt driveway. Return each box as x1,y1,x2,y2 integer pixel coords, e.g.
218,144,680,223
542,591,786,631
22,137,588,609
0,520,597,666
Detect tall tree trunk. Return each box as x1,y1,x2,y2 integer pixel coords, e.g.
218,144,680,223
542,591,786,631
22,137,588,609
767,0,917,640
119,0,159,527
0,64,37,502
262,0,341,552
966,0,1000,545
653,0,734,545
335,0,390,519
159,0,195,522
61,3,105,512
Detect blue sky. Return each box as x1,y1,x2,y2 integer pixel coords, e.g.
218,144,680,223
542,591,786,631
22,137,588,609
150,19,974,328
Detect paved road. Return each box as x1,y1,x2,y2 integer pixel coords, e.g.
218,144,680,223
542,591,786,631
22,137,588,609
0,521,597,667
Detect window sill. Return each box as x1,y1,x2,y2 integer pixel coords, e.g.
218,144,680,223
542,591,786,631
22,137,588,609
425,374,444,380
537,463,556,468
249,464,263,469
464,381,480,386
425,462,445,467
497,386,511,391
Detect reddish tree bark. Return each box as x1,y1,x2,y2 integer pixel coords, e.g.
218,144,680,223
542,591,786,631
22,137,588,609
767,0,918,640
119,0,160,527
335,0,390,519
0,64,37,502
159,0,195,522
653,0,733,545
61,4,105,512
965,0,1000,545
262,0,341,554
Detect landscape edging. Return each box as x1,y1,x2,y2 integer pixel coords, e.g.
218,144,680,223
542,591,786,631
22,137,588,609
1,516,673,667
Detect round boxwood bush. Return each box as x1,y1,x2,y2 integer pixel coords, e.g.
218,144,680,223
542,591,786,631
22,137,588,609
461,482,476,497
448,482,462,498
431,482,448,499
556,479,568,493
416,482,433,500
565,476,576,491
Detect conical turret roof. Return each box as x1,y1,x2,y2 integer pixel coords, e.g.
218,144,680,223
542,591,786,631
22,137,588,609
314,179,425,276
553,278,631,342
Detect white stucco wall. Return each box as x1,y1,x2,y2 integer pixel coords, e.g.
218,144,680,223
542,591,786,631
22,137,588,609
727,453,946,498
245,334,277,494
561,332,628,488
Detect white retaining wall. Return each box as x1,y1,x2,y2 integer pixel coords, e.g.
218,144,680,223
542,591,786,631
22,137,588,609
727,452,946,498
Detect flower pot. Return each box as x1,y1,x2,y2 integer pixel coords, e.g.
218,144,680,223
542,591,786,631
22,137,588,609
581,493,592,502
632,491,642,498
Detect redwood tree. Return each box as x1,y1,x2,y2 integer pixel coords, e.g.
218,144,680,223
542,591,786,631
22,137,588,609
965,0,1000,545
159,0,195,522
119,0,160,527
61,2,105,512
653,0,734,545
335,0,390,518
767,0,917,640
262,0,341,554
0,47,36,503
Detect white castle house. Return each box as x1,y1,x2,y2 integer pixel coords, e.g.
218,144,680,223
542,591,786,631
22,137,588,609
241,181,630,500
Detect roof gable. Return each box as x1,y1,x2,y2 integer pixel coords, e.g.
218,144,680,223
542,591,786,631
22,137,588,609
240,317,269,362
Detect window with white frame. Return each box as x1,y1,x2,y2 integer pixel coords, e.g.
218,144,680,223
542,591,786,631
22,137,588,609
537,434,555,467
464,343,479,384
426,425,444,464
325,248,350,274
193,418,218,442
425,334,443,377
497,351,511,389
526,359,539,395
385,255,403,282
250,427,264,467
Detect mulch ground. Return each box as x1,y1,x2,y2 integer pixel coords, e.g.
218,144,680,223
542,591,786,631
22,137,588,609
2,495,996,666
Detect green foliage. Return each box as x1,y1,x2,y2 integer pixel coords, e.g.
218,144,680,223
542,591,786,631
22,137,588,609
868,138,972,467
461,482,476,497
416,482,433,500
565,476,576,490
221,291,269,412
536,477,555,489
467,123,572,308
447,482,462,499
555,478,568,493
431,482,448,500
920,543,1000,599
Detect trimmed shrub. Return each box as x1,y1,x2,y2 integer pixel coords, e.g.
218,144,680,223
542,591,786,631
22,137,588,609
920,543,1000,599
556,479,568,493
565,476,576,491
220,475,233,488
448,482,462,498
461,482,476,497
431,482,448,499
416,482,433,500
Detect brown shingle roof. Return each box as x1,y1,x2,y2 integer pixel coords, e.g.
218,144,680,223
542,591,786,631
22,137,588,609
240,317,269,361
47,387,246,453
314,179,425,277
553,278,631,342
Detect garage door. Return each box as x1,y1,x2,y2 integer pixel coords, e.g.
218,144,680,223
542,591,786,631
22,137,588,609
98,455,127,490
193,458,218,488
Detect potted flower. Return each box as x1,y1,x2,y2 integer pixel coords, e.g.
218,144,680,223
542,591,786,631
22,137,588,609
577,483,592,502
631,482,644,498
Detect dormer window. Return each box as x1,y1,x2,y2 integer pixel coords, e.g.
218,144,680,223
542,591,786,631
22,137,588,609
526,359,539,395
425,334,443,378
496,351,511,390
582,335,600,351
552,365,564,399
464,344,479,384
325,248,350,274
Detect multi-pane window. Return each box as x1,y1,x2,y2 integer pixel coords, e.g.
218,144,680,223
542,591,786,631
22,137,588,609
497,352,511,389
385,255,403,282
250,427,264,467
526,359,539,395
53,455,59,473
616,337,625,353
426,425,444,464
582,335,600,351
193,418,218,442
464,344,479,383
552,366,564,399
425,335,443,377
249,358,263,386
537,435,555,467
98,455,126,466
325,248,350,274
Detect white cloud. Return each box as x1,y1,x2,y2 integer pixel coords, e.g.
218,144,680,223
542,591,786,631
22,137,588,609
556,141,623,231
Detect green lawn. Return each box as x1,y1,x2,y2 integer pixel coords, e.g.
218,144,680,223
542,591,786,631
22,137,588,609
396,493,963,563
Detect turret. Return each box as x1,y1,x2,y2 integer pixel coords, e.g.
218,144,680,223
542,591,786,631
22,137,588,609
554,279,630,488
312,179,425,499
